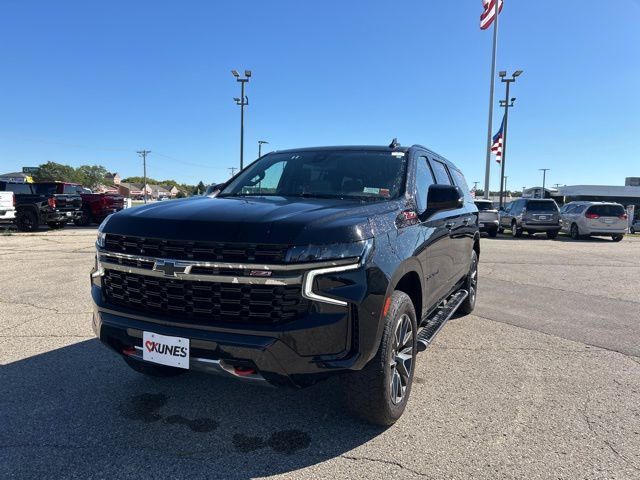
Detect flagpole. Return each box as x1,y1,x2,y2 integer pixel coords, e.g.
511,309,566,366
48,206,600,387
482,0,500,199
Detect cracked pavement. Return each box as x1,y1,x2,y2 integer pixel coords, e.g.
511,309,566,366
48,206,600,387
1,228,639,479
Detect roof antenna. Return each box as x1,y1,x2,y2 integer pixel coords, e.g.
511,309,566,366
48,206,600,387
389,138,400,149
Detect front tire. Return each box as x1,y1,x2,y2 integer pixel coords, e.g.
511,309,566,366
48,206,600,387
47,222,66,229
123,356,186,377
342,291,417,426
570,223,581,240
511,221,522,238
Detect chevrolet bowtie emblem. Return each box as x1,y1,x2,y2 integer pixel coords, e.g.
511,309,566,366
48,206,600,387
152,260,189,277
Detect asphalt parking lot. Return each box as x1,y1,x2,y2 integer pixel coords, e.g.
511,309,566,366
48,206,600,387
1,228,639,479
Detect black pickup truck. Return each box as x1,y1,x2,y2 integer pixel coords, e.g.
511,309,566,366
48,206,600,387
91,144,480,425
0,181,82,231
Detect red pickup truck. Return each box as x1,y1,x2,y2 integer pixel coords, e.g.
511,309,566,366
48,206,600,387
37,182,125,226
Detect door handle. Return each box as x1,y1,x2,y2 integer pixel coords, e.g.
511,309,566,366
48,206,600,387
445,222,455,229
462,217,471,225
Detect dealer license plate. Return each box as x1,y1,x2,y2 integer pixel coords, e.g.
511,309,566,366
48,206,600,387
142,331,190,369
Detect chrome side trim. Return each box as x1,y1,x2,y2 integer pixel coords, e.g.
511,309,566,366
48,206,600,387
97,249,358,272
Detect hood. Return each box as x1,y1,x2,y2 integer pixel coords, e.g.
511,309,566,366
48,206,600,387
104,196,401,245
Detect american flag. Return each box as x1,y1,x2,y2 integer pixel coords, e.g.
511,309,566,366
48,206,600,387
470,187,477,199
491,115,505,164
480,0,503,30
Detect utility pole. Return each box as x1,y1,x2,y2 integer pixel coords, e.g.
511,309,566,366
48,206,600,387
228,167,237,177
232,70,251,170
258,140,269,158
539,168,550,198
497,70,523,209
137,150,151,204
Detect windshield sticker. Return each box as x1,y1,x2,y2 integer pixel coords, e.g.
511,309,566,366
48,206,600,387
379,188,390,198
363,187,380,195
391,152,405,157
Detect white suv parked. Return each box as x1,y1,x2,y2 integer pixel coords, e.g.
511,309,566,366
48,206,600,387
560,201,627,242
0,191,16,225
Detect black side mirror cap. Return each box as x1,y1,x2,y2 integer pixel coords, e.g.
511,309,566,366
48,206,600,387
425,184,464,217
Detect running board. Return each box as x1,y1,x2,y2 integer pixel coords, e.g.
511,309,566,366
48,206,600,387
416,289,468,352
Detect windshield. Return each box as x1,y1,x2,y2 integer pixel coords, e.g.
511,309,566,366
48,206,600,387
527,200,558,212
219,150,407,201
474,201,495,211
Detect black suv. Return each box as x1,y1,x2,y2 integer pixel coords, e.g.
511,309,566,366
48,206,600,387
91,144,480,425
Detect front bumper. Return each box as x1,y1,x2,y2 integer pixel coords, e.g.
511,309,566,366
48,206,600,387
90,251,387,387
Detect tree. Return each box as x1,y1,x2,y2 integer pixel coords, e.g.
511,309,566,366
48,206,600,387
34,161,78,183
193,181,206,195
76,165,108,190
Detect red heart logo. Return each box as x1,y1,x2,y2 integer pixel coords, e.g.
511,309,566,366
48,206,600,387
145,340,155,352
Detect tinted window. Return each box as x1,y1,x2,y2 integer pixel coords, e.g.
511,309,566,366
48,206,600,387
415,156,434,212
220,150,407,201
429,160,452,185
1,182,32,194
63,184,81,194
475,201,495,211
526,200,557,212
587,204,625,217
32,183,59,195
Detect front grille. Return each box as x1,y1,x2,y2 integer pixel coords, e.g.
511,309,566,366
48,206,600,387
104,234,290,264
103,270,309,325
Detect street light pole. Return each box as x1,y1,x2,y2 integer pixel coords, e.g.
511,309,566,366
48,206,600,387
539,168,550,198
258,140,269,158
497,70,523,209
232,70,251,170
503,175,508,198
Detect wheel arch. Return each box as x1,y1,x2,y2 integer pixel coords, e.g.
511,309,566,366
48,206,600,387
386,258,424,322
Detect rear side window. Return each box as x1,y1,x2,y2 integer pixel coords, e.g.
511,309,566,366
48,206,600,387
526,200,557,212
32,184,59,195
449,168,473,202
429,160,452,185
414,156,434,212
587,204,625,217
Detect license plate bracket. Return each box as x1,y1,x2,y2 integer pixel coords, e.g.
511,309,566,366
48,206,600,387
142,331,190,369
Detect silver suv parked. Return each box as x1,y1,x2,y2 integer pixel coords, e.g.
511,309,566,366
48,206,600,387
474,199,499,237
499,198,560,238
560,201,627,242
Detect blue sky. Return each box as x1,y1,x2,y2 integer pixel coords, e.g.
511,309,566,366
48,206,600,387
0,0,638,190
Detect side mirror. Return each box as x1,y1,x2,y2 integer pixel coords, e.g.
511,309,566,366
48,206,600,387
425,184,464,215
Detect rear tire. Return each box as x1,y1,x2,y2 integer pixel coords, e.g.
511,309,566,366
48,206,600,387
488,228,498,238
123,356,186,377
458,250,478,315
630,227,636,234
47,222,66,229
498,227,504,234
546,230,558,239
16,210,38,232
342,290,417,426
612,234,624,242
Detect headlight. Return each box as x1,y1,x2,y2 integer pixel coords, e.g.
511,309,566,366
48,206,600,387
286,239,372,263
96,214,113,248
